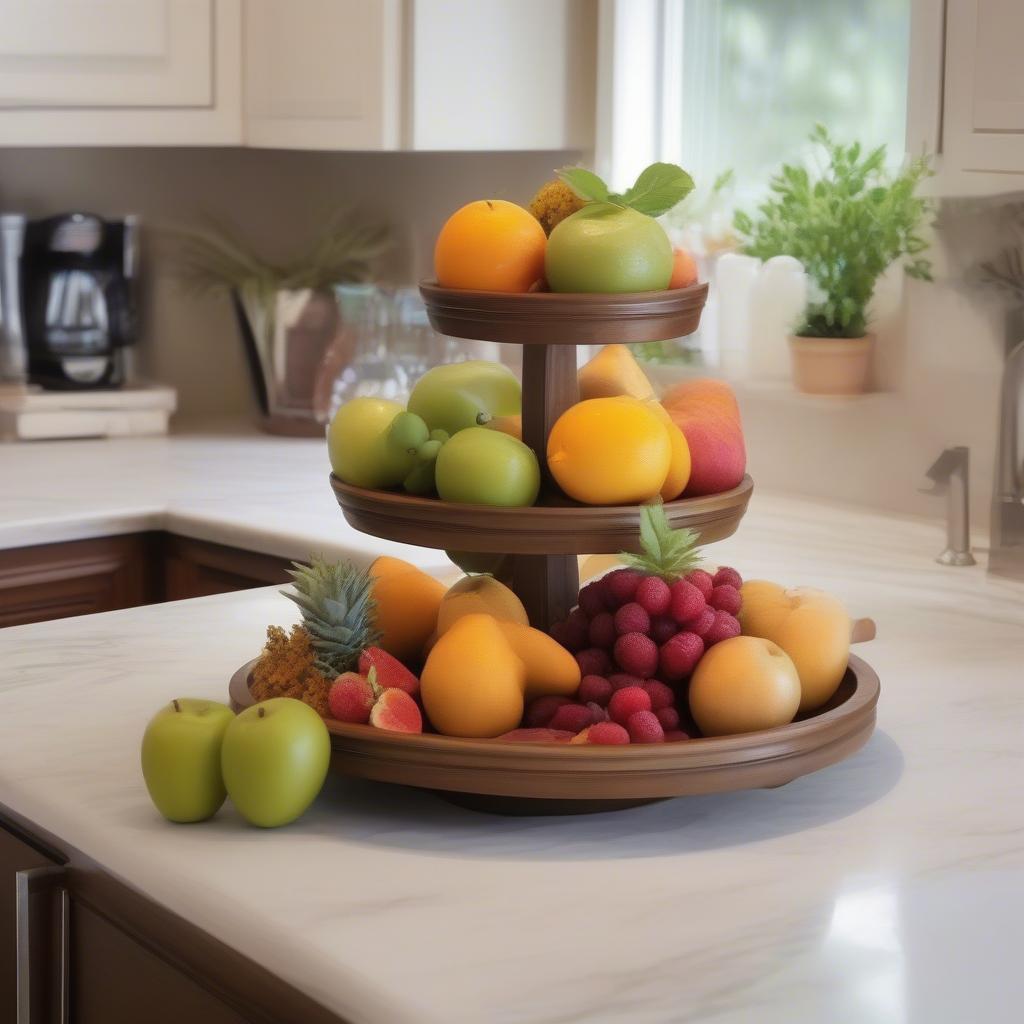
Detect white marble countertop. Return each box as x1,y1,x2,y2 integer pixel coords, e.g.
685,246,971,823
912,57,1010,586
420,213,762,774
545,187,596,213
1,486,1022,1023
0,421,448,572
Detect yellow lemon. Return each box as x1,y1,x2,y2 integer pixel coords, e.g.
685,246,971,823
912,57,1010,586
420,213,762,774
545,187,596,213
546,396,672,505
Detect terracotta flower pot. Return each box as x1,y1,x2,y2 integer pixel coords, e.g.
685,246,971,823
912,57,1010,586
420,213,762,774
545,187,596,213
789,334,873,395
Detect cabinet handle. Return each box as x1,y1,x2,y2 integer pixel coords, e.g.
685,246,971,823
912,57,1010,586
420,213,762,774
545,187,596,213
16,866,68,1024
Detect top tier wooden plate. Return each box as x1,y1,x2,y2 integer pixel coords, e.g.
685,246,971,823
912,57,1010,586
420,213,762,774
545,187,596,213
419,281,709,345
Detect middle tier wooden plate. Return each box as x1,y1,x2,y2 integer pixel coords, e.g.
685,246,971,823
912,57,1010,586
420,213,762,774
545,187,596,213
331,474,753,555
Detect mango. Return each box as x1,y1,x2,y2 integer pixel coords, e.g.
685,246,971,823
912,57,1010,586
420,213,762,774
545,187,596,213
436,575,528,636
578,344,655,402
369,556,446,665
496,620,581,699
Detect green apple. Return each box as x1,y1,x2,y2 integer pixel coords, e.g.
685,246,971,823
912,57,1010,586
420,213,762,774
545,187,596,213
407,361,521,436
328,397,419,489
220,698,331,828
435,427,540,506
141,698,235,823
545,205,673,293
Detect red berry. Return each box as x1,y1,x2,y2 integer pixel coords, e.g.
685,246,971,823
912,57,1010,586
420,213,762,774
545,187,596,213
608,685,652,725
328,672,375,724
548,703,594,733
658,632,705,681
578,581,608,618
576,647,612,677
549,620,570,648
664,729,691,742
524,694,572,728
612,632,659,678
709,584,742,615
670,579,706,624
684,607,716,637
370,688,423,733
641,679,675,711
704,610,741,646
602,568,643,608
649,615,678,644
578,674,613,706
613,601,650,636
656,706,680,731
626,710,665,743
587,611,617,649
586,701,609,724
561,613,590,653
686,569,714,598
608,672,645,692
587,721,630,745
713,566,743,590
634,575,671,616
359,647,419,697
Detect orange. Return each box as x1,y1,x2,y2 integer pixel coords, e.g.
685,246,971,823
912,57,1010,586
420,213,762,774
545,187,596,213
369,556,446,664
547,396,672,505
669,247,699,289
578,344,655,402
434,199,546,293
650,403,692,500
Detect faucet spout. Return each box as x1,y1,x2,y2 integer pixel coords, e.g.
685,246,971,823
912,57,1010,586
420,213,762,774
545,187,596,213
924,446,976,566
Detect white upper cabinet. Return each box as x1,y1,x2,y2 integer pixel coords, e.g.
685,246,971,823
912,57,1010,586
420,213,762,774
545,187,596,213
243,0,595,151
909,0,1024,191
0,0,242,144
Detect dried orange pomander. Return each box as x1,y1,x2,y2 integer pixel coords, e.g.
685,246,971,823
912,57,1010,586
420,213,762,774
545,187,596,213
434,199,546,293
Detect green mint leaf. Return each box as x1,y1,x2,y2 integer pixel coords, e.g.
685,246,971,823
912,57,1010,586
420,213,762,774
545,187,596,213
620,163,695,217
557,166,612,204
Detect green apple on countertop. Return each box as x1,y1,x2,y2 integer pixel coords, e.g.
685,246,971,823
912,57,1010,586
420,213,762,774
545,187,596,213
220,697,331,829
141,698,235,823
407,360,521,437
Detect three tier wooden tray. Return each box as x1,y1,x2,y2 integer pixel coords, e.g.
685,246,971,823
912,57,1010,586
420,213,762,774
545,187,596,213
234,282,880,815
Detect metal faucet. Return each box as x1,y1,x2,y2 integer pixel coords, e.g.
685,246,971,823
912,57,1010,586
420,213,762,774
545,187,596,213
990,335,1024,577
923,446,976,566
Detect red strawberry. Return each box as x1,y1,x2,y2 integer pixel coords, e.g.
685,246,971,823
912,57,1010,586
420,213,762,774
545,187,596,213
578,675,613,706
576,647,613,677
585,722,630,745
686,569,715,598
548,703,594,733
578,581,608,618
587,611,617,649
634,575,671,616
649,615,678,644
641,679,675,711
524,695,572,727
613,632,659,678
704,610,741,646
614,602,650,636
656,706,681,731
669,579,706,624
328,671,375,724
359,647,419,697
709,584,742,615
626,710,665,743
608,685,652,725
713,566,743,590
658,632,704,681
369,688,422,733
684,607,716,637
602,568,643,608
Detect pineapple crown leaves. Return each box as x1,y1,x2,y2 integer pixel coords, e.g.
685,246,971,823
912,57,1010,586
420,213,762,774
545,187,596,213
283,555,380,677
619,501,703,581
556,162,695,218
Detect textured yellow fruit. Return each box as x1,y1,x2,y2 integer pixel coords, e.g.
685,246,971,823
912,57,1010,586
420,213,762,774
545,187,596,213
437,575,529,636
369,556,446,664
689,636,801,736
421,615,526,738
649,402,691,501
738,581,851,712
547,396,672,505
497,620,581,699
578,344,655,402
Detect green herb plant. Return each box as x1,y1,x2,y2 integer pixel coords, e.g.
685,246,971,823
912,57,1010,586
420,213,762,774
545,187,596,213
558,162,695,218
734,124,934,339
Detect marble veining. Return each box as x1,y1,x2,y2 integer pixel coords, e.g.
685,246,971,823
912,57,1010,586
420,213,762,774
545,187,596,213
2,435,1024,1021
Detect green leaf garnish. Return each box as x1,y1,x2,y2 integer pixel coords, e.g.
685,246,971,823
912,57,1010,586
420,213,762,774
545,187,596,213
619,163,696,217
556,166,615,205
619,501,703,581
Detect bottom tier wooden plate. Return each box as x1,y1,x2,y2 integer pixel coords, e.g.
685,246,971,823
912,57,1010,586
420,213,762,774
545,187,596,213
228,656,879,815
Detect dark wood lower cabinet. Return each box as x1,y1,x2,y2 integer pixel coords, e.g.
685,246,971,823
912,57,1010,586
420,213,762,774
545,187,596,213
0,811,344,1023
0,533,295,628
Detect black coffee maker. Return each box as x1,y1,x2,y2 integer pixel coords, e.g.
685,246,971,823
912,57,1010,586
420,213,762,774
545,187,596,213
0,213,138,390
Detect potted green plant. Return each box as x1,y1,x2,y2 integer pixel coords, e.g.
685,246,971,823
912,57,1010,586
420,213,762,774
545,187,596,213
734,125,933,394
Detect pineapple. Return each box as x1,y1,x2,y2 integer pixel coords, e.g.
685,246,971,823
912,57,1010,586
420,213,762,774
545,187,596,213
619,501,704,581
283,556,380,677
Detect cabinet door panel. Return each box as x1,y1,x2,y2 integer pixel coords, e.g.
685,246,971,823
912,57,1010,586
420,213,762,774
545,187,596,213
0,0,212,109
71,902,247,1023
162,534,292,600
